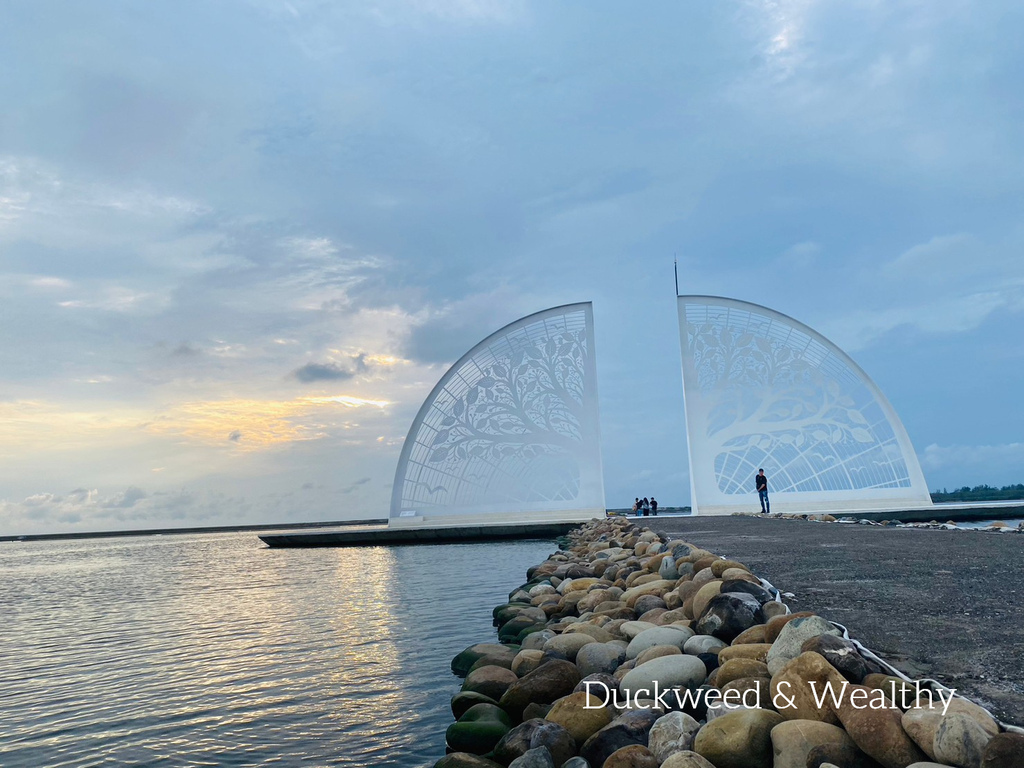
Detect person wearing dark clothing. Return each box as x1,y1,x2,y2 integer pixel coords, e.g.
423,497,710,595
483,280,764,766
650,497,658,515
641,497,650,516
755,469,769,514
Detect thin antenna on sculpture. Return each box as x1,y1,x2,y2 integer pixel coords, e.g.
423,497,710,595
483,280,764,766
674,256,679,297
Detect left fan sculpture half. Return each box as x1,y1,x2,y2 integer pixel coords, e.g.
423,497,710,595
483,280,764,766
390,302,605,527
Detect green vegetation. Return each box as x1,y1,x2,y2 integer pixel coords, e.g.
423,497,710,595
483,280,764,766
931,484,1024,503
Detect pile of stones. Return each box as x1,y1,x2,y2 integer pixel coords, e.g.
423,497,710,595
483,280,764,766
437,517,1022,768
740,512,1024,533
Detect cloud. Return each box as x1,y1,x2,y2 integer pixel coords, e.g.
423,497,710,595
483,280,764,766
920,443,1024,488
293,354,368,382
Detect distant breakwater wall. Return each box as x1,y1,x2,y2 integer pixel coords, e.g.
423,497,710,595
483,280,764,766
437,517,1022,768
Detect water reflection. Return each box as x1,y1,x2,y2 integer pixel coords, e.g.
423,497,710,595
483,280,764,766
0,534,553,767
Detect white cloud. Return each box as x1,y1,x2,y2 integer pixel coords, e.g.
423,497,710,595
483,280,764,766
920,443,1024,488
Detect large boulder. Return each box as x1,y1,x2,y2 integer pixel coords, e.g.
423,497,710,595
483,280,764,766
933,713,993,768
695,593,765,643
452,691,501,720
833,685,927,768
693,708,785,768
506,747,554,768
499,660,582,720
454,644,517,676
766,616,842,676
770,652,848,724
603,744,659,767
769,719,867,768
463,665,520,702
800,635,871,683
661,752,717,768
446,704,513,755
492,719,576,767
575,642,627,677
543,633,597,662
626,626,695,659
648,711,701,762
619,655,708,701
982,732,1024,768
579,709,660,768
434,753,504,768
544,691,613,745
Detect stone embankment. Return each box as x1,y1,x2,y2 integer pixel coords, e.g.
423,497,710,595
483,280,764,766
436,517,1022,768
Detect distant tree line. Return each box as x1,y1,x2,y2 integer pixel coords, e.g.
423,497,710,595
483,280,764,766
931,484,1024,503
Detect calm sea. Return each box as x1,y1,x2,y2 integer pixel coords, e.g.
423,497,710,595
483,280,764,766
0,533,553,767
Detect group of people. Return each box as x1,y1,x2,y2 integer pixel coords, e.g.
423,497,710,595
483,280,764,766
632,496,658,516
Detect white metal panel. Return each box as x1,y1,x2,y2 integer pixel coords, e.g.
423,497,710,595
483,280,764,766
677,296,932,515
391,303,604,523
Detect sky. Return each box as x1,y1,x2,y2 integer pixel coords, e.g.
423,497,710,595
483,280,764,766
2,1,1023,535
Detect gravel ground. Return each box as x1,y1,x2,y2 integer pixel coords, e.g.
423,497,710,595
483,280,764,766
643,515,1024,725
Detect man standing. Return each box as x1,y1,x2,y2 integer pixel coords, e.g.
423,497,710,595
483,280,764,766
755,469,770,514
650,497,658,516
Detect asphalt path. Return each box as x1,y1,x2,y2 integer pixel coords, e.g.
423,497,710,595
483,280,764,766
643,515,1024,725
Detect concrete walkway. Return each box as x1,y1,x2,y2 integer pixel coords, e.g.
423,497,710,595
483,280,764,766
649,515,1024,725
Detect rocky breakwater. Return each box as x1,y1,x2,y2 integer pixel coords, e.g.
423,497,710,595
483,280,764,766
437,517,1021,768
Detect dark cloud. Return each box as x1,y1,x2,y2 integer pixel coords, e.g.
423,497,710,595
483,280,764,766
228,430,242,442
171,343,201,357
292,354,367,383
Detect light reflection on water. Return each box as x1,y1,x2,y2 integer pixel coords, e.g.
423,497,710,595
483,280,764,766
0,534,553,767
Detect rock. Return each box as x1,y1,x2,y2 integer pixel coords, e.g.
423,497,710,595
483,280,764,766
433,753,504,768
575,642,626,677
635,645,683,665
619,654,708,700
982,732,1024,768
861,675,920,709
695,593,765,642
507,746,555,768
901,707,943,760
717,658,770,688
493,719,577,767
762,601,788,620
454,644,517,676
766,616,842,676
563,624,615,644
501,616,545,643
603,744,658,768
933,713,992,768
718,643,772,663
770,652,848,724
908,696,1000,739
693,708,785,768
544,633,597,661
833,685,927,768
732,624,768,644
801,635,870,683
575,672,620,699
660,752,717,768
619,621,658,640
500,660,583,720
769,719,865,768
719,579,774,605
682,634,726,655
711,559,750,577
522,631,556,651
692,581,724,619
561,759,590,768
446,704,513,754
544,691,613,745
765,612,816,643
648,711,701,762
452,691,502,720
463,665,520,701
626,626,695,659
512,650,548,677
660,556,680,580
634,595,669,615
579,709,660,768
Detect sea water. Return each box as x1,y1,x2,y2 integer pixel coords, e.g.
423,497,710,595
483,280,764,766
0,533,553,767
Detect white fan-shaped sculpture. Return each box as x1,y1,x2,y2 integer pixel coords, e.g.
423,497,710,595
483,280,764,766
677,296,932,515
391,303,605,526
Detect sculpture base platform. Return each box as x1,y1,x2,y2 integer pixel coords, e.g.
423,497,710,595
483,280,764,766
258,520,583,548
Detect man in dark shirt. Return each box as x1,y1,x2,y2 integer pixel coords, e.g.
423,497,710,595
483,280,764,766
755,469,769,514
650,497,658,516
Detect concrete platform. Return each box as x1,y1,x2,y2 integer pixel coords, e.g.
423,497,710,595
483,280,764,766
652,515,1024,726
258,520,580,548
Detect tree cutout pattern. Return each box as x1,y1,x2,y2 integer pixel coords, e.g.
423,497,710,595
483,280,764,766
393,304,602,516
685,310,912,495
